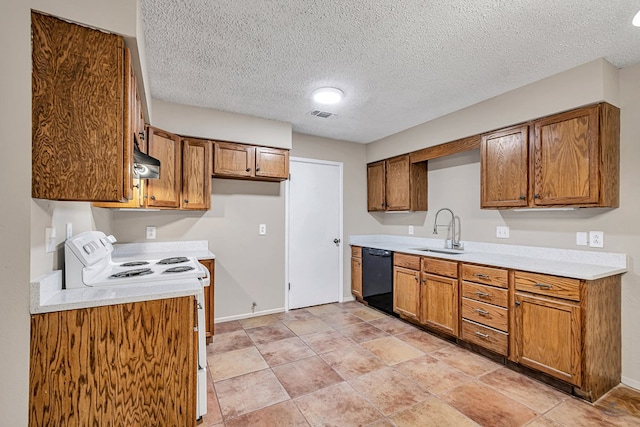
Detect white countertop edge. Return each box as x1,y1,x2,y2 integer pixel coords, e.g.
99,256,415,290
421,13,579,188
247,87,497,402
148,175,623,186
349,235,627,280
30,271,201,314
112,241,215,260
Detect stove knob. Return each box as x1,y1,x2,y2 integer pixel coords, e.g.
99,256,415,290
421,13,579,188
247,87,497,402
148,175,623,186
83,244,93,254
106,235,117,244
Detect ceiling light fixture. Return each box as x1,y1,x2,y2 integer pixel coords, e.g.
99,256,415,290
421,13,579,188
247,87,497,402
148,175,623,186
634,10,640,26
312,87,344,104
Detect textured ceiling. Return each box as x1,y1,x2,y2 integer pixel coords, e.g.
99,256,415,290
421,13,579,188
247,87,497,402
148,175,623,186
141,0,640,143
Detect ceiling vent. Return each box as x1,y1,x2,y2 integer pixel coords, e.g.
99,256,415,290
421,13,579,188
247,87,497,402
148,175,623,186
310,110,335,118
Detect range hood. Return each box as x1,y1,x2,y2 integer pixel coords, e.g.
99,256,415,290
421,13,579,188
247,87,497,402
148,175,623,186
133,146,161,179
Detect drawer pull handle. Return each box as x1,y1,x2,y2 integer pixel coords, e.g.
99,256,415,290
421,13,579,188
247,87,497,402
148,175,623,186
475,273,490,280
475,331,490,339
475,308,490,316
475,291,490,298
535,283,553,290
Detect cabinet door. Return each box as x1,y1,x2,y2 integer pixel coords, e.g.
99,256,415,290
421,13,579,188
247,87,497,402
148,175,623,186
214,142,255,177
255,147,289,180
385,155,411,211
481,125,529,208
421,273,459,336
181,138,211,210
351,257,363,298
199,259,215,342
532,106,599,206
393,267,420,320
367,161,386,211
514,292,582,386
31,12,129,202
147,127,182,208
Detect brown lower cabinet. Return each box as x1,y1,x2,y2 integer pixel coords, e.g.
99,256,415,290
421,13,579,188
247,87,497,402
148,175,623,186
199,259,216,344
389,250,621,402
350,246,363,299
29,297,197,426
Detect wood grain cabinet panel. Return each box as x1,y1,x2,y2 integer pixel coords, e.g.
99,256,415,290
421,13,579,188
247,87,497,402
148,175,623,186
182,138,212,210
351,256,363,299
480,103,619,209
29,298,196,426
147,127,182,208
461,319,508,356
421,273,459,336
393,266,420,320
213,142,289,181
367,161,386,211
32,12,133,202
514,292,582,386
367,156,427,212
481,125,529,208
199,259,215,343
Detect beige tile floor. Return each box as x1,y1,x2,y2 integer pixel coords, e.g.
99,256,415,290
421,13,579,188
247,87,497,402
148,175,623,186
202,301,640,427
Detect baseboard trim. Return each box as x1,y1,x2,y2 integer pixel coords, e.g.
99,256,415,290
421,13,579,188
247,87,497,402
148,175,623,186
214,307,285,323
621,376,640,391
341,295,356,302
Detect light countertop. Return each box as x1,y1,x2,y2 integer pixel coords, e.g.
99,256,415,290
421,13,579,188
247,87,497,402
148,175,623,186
350,235,627,280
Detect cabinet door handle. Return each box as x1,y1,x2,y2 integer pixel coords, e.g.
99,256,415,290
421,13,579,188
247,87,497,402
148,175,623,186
534,194,541,199
475,291,490,298
515,301,521,307
246,167,252,172
184,199,189,204
519,195,525,200
534,283,553,290
475,308,490,316
474,273,490,280
422,278,426,284
256,167,260,172
415,276,419,282
475,331,490,339
150,195,156,200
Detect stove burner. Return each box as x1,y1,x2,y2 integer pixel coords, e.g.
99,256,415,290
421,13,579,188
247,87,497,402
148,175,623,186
109,268,153,279
163,266,195,274
157,257,189,265
120,261,149,267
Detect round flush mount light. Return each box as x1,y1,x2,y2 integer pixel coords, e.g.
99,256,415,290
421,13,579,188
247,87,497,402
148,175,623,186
312,87,344,104
634,10,640,26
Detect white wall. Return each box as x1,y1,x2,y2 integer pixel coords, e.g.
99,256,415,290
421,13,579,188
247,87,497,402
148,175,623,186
151,99,293,149
364,60,640,388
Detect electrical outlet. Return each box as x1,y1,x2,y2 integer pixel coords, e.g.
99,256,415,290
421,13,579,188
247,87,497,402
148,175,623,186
589,231,604,248
146,226,156,240
576,232,588,246
496,226,510,239
259,224,267,235
408,225,414,235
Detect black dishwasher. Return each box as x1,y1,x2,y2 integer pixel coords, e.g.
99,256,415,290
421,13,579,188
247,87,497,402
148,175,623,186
362,248,397,317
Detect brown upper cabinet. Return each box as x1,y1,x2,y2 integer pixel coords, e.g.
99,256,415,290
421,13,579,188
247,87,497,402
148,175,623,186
31,12,134,202
94,128,212,211
481,103,620,209
367,155,427,212
213,141,289,181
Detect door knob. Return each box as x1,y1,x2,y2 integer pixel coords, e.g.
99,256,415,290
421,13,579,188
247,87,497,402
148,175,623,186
333,238,341,246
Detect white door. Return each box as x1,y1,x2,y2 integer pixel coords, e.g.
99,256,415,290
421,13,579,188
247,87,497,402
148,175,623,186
287,158,343,310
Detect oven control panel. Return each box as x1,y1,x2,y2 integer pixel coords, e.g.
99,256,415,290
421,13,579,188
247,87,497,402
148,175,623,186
66,231,116,266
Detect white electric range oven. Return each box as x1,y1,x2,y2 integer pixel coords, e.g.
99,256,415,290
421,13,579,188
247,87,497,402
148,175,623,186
64,231,208,420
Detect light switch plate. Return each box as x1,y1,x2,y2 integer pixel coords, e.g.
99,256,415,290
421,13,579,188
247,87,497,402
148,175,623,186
146,226,156,240
496,226,510,239
589,231,604,248
45,226,56,253
259,224,267,235
576,232,588,246
408,225,414,235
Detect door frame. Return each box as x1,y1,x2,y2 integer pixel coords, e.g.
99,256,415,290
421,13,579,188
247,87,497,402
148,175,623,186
285,157,344,311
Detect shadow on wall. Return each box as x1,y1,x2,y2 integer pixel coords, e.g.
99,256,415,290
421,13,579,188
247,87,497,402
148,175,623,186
369,211,428,227
213,178,281,197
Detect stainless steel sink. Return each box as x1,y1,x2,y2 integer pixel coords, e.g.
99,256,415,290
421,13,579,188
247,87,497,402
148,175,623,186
411,247,464,255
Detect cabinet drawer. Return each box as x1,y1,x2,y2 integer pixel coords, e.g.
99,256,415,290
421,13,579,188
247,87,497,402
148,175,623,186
394,253,421,270
461,320,508,356
462,298,508,332
351,246,362,258
461,264,508,288
461,282,508,308
422,257,458,278
515,271,580,301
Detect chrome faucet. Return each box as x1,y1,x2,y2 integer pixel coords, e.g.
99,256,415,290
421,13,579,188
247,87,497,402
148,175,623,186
433,208,463,250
